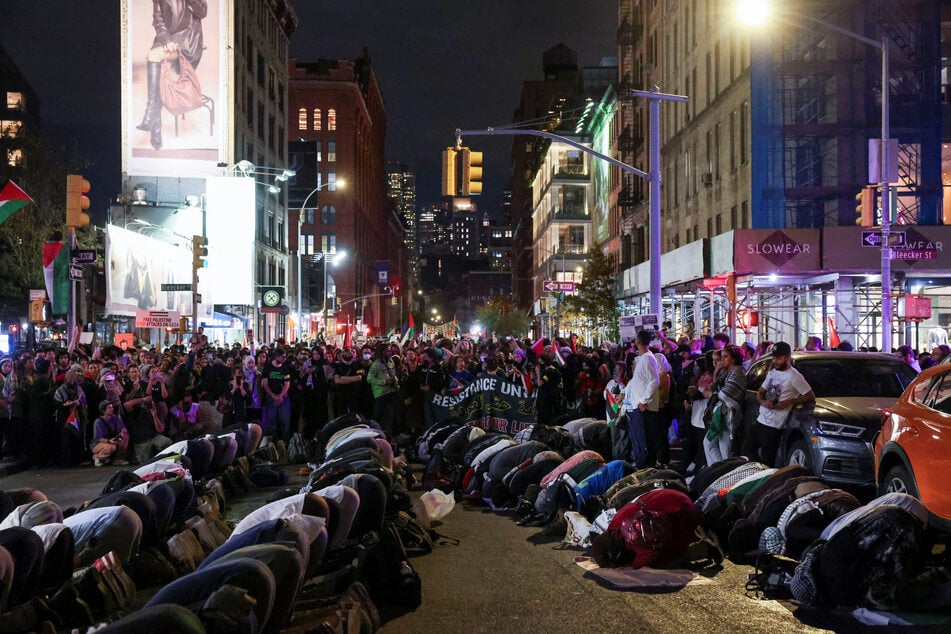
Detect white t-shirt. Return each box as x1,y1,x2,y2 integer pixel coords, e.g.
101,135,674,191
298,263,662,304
231,493,327,538
757,366,812,429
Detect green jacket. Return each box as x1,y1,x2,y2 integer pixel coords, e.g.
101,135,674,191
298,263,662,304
367,359,398,399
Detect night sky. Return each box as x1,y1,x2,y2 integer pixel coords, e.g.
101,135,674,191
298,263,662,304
0,1,616,216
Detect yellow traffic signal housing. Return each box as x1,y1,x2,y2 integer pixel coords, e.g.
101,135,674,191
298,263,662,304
855,186,875,227
461,147,483,196
192,234,208,271
66,174,91,229
441,148,457,197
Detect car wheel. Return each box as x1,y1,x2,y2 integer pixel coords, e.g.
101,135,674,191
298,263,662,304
786,439,813,472
881,464,920,498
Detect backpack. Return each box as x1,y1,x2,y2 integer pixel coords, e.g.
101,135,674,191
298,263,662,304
249,462,289,487
416,420,463,462
599,489,702,569
792,506,926,608
695,462,769,513
529,424,584,458
364,525,423,610
386,511,434,558
762,488,861,559
572,460,638,516
606,477,689,511
286,432,310,465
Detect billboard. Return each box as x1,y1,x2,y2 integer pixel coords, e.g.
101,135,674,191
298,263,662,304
106,224,196,317
121,0,229,177
205,176,255,304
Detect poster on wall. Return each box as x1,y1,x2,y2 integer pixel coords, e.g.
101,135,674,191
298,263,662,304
121,0,229,177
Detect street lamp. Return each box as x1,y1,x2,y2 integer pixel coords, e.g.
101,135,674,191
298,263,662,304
295,179,346,342
737,1,894,351
321,249,347,341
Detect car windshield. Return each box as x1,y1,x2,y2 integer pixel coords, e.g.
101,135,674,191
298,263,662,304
794,358,918,398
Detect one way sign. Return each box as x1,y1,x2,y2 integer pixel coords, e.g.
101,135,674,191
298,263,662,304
861,230,906,248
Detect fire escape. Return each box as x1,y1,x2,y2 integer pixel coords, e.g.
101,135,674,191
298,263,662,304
617,0,648,267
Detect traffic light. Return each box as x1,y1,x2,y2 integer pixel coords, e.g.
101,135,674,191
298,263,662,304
66,174,91,229
855,186,875,227
191,235,208,271
461,147,483,196
179,317,188,332
441,148,457,197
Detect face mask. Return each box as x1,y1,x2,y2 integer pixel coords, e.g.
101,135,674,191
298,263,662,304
363,353,372,360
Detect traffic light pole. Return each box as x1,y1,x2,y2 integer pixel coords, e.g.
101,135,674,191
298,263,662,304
457,88,687,318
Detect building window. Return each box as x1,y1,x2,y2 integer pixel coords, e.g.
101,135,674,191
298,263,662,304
0,120,22,137
730,110,738,171
298,108,307,131
257,258,266,284
268,115,275,149
7,148,22,167
313,108,322,131
328,172,338,190
321,205,336,224
740,101,749,164
257,102,265,139
256,53,265,87
321,233,336,253
302,233,315,255
741,201,749,228
246,90,253,127
304,208,315,224
264,212,273,242
278,266,285,287
6,92,23,110
327,139,336,162
327,109,336,131
277,217,284,249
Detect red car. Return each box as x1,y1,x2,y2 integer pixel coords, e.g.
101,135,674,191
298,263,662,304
875,362,951,530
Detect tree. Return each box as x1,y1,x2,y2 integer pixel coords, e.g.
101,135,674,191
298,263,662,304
0,131,90,314
475,295,531,339
562,249,619,344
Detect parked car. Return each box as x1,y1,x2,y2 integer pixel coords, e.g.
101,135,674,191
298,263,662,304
875,362,951,530
742,352,917,487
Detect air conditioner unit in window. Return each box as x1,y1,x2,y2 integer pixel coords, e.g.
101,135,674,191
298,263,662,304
701,172,714,186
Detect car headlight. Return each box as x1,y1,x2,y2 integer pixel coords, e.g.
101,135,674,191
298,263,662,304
816,420,866,438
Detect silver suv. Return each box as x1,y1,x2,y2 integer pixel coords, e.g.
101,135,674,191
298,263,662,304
740,352,917,486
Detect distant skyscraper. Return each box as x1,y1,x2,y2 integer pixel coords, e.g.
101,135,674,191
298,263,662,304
386,161,418,282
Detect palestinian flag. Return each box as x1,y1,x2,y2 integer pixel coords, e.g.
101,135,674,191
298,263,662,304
0,180,34,226
605,388,621,423
400,312,416,346
42,237,69,316
553,346,566,367
828,316,841,349
531,337,545,357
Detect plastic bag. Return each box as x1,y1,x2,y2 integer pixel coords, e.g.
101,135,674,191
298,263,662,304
420,488,456,520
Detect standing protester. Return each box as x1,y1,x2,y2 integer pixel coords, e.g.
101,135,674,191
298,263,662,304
367,344,399,437
28,357,57,469
0,356,24,460
243,355,263,425
703,345,747,465
261,349,292,441
622,330,660,468
535,366,563,426
332,349,365,418
53,365,87,466
223,365,250,427
399,350,424,436
742,341,815,466
419,348,447,430
301,348,332,439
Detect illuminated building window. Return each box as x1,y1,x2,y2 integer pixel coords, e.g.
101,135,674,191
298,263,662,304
302,233,315,255
0,120,22,137
7,148,22,167
328,109,336,131
6,92,23,110
313,108,322,131
328,172,338,190
321,233,336,253
298,108,307,130
327,140,336,162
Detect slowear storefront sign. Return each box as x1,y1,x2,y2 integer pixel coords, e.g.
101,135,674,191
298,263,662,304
733,229,821,274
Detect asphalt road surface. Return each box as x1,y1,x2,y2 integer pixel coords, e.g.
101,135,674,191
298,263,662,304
2,463,946,634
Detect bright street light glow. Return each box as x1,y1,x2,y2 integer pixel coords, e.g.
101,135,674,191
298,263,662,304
471,323,482,335
331,250,347,266
736,0,769,26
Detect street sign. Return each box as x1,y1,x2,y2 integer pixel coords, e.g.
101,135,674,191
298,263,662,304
29,289,46,301
891,249,938,261
861,230,906,247
70,249,96,264
68,265,83,281
160,283,192,291
542,280,576,293
261,305,289,315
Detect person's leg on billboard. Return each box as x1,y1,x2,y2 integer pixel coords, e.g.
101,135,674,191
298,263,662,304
137,47,164,150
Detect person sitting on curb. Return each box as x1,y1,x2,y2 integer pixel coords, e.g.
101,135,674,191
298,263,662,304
91,401,130,467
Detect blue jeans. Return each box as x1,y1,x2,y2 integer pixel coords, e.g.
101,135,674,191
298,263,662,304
625,408,649,468
263,397,291,439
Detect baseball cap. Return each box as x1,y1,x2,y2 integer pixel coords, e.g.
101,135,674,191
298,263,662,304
772,342,792,357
